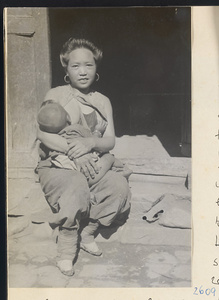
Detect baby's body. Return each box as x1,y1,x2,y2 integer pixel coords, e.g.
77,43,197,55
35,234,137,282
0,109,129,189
54,124,115,186
37,101,115,186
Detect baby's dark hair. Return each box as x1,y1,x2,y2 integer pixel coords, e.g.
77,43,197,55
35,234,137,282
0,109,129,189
60,38,103,69
37,100,70,133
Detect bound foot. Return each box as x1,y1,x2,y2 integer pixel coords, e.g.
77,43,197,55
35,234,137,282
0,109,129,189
80,241,102,256
80,221,102,256
56,260,74,276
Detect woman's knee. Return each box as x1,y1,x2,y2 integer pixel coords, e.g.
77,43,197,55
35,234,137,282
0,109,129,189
40,168,88,194
58,171,90,208
105,171,130,198
39,168,90,212
59,170,89,192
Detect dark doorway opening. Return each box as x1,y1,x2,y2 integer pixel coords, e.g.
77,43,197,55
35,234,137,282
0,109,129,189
49,7,191,157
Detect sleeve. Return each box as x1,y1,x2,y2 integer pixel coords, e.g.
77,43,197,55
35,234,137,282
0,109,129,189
38,89,59,109
44,88,59,102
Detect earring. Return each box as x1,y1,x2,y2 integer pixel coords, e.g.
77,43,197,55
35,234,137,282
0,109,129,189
96,73,100,82
64,74,70,84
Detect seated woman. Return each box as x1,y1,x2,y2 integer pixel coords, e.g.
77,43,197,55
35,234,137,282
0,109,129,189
36,38,131,276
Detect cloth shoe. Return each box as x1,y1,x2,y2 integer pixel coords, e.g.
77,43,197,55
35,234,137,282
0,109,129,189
80,220,102,256
56,228,78,276
80,241,102,256
56,260,75,276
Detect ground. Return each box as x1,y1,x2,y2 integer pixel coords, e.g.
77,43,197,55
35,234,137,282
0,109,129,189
7,135,191,288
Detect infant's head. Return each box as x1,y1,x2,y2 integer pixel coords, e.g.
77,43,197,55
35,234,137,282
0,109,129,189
37,100,70,133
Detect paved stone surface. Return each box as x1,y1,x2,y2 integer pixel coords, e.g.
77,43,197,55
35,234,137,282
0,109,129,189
37,266,68,287
8,224,191,288
9,264,38,287
171,264,191,280
174,250,191,264
120,220,191,246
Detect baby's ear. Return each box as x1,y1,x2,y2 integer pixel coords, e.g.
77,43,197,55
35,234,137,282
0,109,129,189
66,113,71,125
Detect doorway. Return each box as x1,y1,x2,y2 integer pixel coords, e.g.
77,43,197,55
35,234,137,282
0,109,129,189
48,7,191,157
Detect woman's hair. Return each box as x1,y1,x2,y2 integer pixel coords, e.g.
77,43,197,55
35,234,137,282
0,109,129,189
60,38,103,69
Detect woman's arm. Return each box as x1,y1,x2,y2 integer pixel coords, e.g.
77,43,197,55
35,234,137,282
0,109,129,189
37,126,100,176
37,127,68,153
67,97,115,159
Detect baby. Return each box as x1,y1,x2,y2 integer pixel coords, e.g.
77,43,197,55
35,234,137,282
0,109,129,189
37,100,116,186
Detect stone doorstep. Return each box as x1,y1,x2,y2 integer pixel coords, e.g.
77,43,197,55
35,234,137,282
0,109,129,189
129,180,190,201
130,173,187,186
8,173,190,219
123,157,191,177
8,168,36,180
129,200,153,217
129,177,191,220
8,174,191,247
8,184,50,217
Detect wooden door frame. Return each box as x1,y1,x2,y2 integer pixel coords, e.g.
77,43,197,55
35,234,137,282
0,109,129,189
6,8,51,178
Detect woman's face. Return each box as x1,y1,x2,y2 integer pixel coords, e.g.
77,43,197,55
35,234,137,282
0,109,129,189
66,48,97,93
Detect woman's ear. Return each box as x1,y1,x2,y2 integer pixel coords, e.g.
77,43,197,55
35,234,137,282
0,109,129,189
60,55,67,68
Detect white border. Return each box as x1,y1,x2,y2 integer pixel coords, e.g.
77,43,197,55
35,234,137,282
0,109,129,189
8,6,219,300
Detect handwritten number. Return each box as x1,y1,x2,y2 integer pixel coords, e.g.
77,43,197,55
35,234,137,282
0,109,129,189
211,287,216,296
194,286,216,296
199,286,204,294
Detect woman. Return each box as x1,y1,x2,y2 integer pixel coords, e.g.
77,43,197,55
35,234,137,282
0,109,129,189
36,38,131,276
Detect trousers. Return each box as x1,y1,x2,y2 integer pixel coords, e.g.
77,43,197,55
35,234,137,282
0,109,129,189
37,164,131,260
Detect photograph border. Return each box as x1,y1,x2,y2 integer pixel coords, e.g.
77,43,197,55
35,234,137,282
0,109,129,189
3,3,219,300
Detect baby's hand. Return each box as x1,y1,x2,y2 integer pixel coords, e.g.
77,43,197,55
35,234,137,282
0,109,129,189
94,119,108,135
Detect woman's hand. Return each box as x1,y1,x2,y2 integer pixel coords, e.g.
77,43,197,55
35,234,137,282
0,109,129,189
67,137,95,159
74,153,99,180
